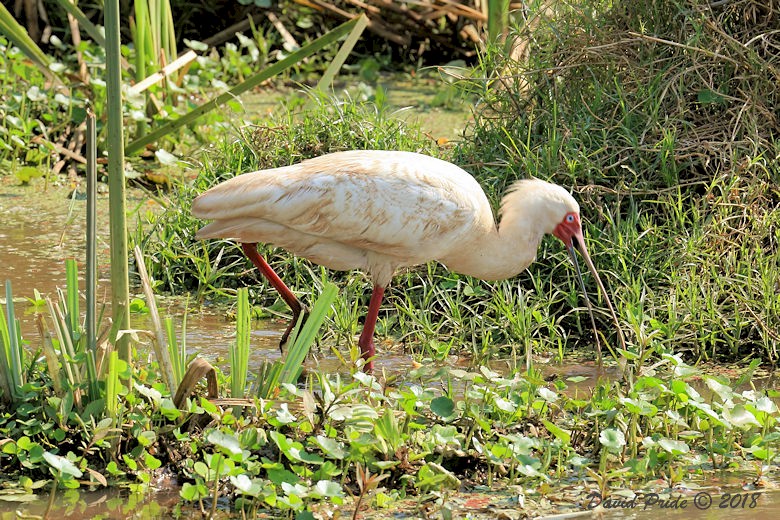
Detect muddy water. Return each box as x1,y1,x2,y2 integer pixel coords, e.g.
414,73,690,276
0,179,419,377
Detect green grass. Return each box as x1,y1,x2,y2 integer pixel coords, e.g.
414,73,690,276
138,1,779,370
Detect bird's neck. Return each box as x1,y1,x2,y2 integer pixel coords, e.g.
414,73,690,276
441,207,545,281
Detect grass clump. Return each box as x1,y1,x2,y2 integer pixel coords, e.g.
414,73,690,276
146,0,778,367
450,0,780,364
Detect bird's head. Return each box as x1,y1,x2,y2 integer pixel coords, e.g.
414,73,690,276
508,179,625,359
506,180,584,248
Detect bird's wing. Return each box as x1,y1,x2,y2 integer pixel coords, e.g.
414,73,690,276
192,151,492,261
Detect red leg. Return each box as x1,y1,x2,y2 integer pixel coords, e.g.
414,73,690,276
358,285,385,373
241,243,303,348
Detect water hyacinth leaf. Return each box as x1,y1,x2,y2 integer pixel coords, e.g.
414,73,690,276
275,403,297,425
312,480,343,499
208,430,243,457
311,461,342,481
489,442,512,460
494,396,516,412
665,409,688,426
430,396,456,418
313,436,347,460
136,430,156,447
635,376,666,390
755,396,778,414
267,466,300,486
42,452,82,478
599,428,626,452
658,438,690,454
134,383,162,406
705,378,734,401
200,397,218,414
670,379,691,400
431,425,461,449
741,390,762,401
328,405,352,421
745,447,771,460
194,461,209,479
160,398,181,420
687,400,721,423
144,452,162,470
25,86,46,102
54,93,72,106
537,387,559,403
270,431,323,464
281,481,309,498
123,454,137,471
288,446,324,465
181,482,207,501
723,404,761,428
517,461,543,478
353,370,382,391
621,397,658,416
270,431,292,453
672,363,698,378
230,474,264,496
417,463,460,491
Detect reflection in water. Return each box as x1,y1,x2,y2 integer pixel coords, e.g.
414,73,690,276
0,486,186,519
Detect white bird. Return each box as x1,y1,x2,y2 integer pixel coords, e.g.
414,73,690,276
192,150,624,372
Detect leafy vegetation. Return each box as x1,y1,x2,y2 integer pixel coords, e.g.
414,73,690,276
1,274,777,516
1,0,778,517
448,0,780,364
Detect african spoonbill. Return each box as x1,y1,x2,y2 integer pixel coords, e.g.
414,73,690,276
192,150,624,372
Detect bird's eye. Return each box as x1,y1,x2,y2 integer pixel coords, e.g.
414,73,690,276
566,214,575,223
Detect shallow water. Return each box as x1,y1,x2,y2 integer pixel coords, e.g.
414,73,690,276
1,480,777,519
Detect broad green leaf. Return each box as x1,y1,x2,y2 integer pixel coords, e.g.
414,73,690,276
136,430,156,447
312,480,343,498
207,430,242,457
431,396,455,418
723,404,760,428
43,452,82,478
313,436,347,460
658,438,689,454
599,428,625,451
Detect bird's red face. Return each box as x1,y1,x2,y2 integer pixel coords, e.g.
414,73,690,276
552,212,584,249
550,210,625,361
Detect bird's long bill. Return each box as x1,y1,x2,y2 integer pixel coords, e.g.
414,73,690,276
568,230,626,363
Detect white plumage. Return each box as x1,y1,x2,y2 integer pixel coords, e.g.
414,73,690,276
193,150,621,371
